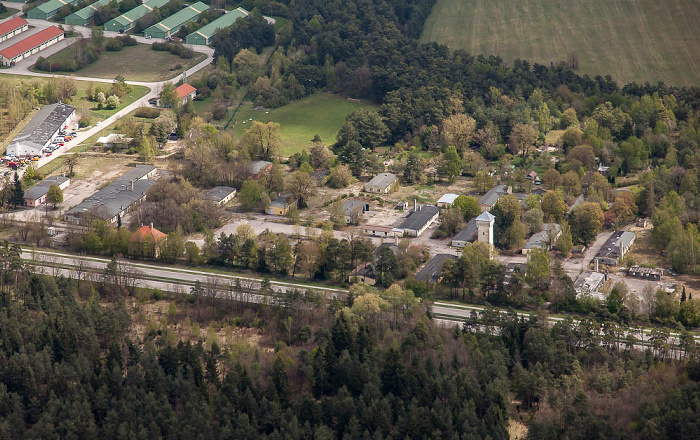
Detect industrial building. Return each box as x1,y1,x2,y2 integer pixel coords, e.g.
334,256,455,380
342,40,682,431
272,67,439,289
24,175,70,207
104,0,169,33
0,26,65,66
393,203,439,237
64,165,157,225
144,1,209,39
415,254,457,284
185,7,248,45
595,230,636,266
5,102,75,157
65,0,124,26
27,0,80,19
436,193,458,208
0,17,28,44
343,200,368,224
522,223,562,255
452,218,478,248
574,271,607,300
628,266,663,281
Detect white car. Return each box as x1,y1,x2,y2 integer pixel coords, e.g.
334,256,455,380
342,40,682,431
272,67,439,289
95,121,102,126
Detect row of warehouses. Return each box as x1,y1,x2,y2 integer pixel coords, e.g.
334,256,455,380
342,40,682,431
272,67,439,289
143,1,208,39
0,21,64,66
65,0,124,26
104,0,169,33
185,7,247,45
27,0,80,20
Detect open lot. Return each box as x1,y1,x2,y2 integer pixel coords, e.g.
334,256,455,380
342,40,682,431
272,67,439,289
32,43,206,82
229,93,377,157
420,0,700,87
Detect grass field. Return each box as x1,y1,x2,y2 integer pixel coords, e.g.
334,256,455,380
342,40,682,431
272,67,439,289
0,7,19,20
34,43,206,82
230,93,377,157
420,0,700,87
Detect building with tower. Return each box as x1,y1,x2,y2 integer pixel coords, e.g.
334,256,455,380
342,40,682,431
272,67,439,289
475,211,495,258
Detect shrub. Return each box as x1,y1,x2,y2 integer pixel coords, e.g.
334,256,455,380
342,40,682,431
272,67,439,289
105,39,123,51
79,118,91,128
211,104,227,120
135,107,160,119
116,35,137,46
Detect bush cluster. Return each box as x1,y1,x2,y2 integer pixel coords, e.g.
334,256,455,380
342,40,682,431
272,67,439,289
151,41,194,59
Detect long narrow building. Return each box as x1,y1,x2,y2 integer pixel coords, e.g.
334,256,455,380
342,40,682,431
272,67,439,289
104,0,169,33
27,0,80,19
65,0,124,26
0,26,65,66
185,7,248,45
144,1,208,39
5,102,75,157
0,17,29,44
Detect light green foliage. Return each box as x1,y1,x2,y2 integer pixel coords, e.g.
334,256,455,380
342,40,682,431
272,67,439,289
453,195,480,221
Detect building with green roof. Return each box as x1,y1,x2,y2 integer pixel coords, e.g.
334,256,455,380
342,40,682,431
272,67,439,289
144,1,208,39
104,0,169,33
65,0,123,26
185,7,248,45
27,0,80,19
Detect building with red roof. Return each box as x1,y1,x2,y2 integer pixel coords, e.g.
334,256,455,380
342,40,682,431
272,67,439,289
0,17,28,44
0,26,64,66
128,224,167,258
175,83,197,103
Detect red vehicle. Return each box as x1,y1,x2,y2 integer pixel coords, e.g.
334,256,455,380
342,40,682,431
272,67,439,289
7,161,18,169
46,152,53,156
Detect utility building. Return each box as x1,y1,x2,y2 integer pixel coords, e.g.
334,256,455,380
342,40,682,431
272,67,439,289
104,0,169,33
65,0,124,26
185,7,248,45
0,18,29,44
27,0,80,19
144,1,209,39
0,26,65,66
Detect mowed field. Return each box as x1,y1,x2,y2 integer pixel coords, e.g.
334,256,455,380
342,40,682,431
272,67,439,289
420,0,700,87
230,93,376,157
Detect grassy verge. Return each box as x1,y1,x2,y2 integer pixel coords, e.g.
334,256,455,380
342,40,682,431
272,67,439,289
30,43,206,82
420,0,700,87
230,92,377,156
0,7,19,19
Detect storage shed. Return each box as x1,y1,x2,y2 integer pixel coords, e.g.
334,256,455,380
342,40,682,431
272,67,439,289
144,1,209,39
185,7,248,45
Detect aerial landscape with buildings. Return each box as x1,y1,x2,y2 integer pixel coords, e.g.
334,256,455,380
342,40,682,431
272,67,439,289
0,0,699,437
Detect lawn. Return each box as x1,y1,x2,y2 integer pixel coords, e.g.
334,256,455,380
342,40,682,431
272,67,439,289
0,7,19,20
420,0,700,87
33,43,206,82
229,92,377,157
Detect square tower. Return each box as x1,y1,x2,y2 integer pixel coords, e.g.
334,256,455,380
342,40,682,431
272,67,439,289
475,211,495,245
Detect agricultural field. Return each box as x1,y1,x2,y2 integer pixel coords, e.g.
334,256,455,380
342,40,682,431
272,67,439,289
32,43,206,82
420,0,700,87
229,92,377,157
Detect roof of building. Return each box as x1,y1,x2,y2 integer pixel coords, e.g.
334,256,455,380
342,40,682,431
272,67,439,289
129,224,167,242
65,166,156,220
363,224,393,232
343,200,366,215
147,1,208,34
437,193,459,205
31,0,78,14
0,26,64,60
175,83,197,99
269,195,292,208
629,265,663,276
596,230,636,260
9,103,74,150
415,254,457,283
108,0,169,27
68,0,121,21
311,168,328,182
399,205,439,231
475,211,495,222
187,6,248,39
0,18,27,37
503,262,527,285
366,172,397,189
204,185,236,202
574,271,606,294
24,175,70,200
478,185,507,207
250,160,272,174
524,223,561,249
453,218,478,243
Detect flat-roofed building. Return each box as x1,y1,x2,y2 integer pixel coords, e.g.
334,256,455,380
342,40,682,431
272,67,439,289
6,102,75,157
436,193,459,208
144,1,209,39
595,230,636,266
0,18,29,43
185,7,248,45
0,26,65,66
574,271,607,300
628,265,663,281
394,204,439,237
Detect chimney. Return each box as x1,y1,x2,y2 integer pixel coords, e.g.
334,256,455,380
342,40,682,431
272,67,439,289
414,199,417,212
150,222,153,230
595,258,599,272
507,186,512,194
131,180,134,191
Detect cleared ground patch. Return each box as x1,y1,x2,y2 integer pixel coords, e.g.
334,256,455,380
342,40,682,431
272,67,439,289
230,92,377,157
420,0,700,87
33,43,205,82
